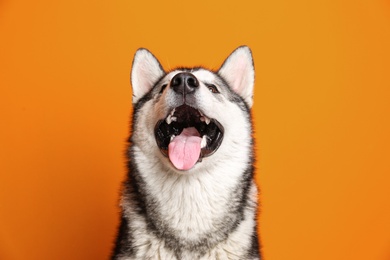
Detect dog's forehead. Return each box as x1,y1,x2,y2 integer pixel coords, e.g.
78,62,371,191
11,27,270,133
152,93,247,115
192,69,218,82
165,68,217,82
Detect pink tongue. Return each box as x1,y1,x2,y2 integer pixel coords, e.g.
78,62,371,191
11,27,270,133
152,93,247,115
168,127,202,170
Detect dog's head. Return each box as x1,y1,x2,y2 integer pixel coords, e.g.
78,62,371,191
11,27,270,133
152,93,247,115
130,46,255,173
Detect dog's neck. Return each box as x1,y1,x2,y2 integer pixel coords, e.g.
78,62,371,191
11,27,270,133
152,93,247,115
130,146,253,239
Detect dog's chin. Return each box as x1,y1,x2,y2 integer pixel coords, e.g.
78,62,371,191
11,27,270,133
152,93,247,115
154,104,224,171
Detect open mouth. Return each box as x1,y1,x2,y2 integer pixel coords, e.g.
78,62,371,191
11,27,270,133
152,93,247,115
154,104,224,170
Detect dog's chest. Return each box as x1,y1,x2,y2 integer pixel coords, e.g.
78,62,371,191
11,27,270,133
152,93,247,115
148,172,234,238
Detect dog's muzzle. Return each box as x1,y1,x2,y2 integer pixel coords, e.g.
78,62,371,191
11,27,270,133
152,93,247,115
154,105,224,171
154,73,224,171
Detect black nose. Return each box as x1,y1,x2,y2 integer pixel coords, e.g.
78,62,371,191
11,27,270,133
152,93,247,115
171,72,199,95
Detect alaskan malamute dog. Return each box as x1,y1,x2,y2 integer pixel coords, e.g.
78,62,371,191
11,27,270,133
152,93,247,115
112,46,260,259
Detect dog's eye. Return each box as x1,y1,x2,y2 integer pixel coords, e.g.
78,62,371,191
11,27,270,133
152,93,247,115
159,84,168,94
206,84,219,94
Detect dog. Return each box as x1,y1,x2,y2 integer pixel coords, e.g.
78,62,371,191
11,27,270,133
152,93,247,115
112,46,260,259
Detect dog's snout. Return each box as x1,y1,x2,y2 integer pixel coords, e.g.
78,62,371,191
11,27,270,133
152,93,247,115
171,72,199,95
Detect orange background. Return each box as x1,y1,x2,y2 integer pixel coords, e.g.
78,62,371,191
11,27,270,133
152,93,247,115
1,0,390,259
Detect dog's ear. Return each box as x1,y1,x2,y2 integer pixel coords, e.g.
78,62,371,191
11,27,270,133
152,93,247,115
131,48,165,103
218,46,255,108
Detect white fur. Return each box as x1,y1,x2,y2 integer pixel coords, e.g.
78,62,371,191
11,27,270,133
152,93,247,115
121,183,257,259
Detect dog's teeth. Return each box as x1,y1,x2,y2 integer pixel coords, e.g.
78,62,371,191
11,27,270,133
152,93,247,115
171,116,177,122
166,115,172,124
170,135,176,141
200,116,211,124
201,135,208,148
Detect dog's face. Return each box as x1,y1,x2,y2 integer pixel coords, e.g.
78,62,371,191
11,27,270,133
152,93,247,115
130,47,255,173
